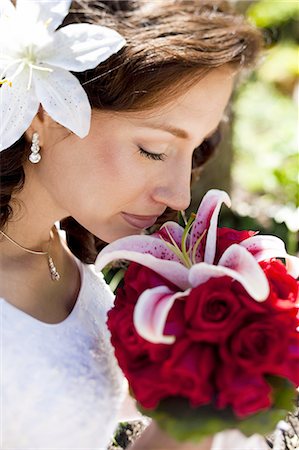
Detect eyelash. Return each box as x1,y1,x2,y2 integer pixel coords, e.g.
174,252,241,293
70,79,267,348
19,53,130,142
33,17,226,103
138,147,167,161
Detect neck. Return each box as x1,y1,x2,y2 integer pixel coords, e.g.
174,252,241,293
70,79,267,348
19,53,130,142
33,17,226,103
0,166,81,318
1,163,68,254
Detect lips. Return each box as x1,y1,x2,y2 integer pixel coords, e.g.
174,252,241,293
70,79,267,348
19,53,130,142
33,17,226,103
121,212,160,229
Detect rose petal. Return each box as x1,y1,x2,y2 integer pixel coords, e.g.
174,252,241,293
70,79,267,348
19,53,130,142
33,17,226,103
95,249,189,290
0,69,39,151
134,286,190,344
241,235,299,279
190,189,231,264
189,245,269,301
16,0,72,32
33,66,91,138
40,24,125,72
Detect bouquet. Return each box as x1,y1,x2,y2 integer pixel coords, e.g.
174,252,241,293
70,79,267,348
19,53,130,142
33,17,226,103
96,189,299,442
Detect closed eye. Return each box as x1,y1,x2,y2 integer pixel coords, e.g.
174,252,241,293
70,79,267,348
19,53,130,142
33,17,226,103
138,147,167,161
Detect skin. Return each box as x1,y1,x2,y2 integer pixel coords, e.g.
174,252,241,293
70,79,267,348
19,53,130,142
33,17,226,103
22,66,232,238
128,421,214,450
0,65,234,322
0,65,234,449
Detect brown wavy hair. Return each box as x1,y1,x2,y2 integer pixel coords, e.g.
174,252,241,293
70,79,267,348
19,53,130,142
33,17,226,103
0,0,263,263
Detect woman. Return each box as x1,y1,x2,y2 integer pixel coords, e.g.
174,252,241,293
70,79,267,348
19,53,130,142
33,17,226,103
0,0,270,448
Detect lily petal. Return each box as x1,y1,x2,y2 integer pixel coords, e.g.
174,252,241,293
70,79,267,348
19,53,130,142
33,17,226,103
158,221,187,249
0,2,19,59
134,286,190,344
96,234,182,262
219,244,270,300
0,70,39,151
190,189,231,264
0,0,15,18
33,66,91,138
189,244,269,301
240,235,299,278
16,0,72,32
285,255,299,279
41,24,126,72
95,249,189,290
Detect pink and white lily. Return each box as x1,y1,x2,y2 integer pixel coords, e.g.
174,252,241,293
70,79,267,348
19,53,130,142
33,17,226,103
96,189,299,344
0,0,125,151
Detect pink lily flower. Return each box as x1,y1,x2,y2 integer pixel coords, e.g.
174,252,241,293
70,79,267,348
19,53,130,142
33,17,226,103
96,190,299,344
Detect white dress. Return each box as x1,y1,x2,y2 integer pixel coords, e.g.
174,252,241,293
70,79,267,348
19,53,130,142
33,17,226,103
1,260,142,449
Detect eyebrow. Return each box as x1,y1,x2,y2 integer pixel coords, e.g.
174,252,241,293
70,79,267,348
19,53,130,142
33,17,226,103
146,124,219,141
148,124,189,139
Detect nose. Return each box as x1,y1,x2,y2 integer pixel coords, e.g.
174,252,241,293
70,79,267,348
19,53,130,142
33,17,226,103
152,159,192,211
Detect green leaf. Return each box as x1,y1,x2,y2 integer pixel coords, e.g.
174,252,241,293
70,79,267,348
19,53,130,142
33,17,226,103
266,375,297,410
109,268,125,293
137,396,292,442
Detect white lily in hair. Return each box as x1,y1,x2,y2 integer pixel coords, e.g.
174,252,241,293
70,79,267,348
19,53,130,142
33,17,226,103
96,189,299,344
0,0,125,151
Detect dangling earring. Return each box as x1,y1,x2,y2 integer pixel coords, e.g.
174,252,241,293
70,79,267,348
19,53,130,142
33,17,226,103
29,132,41,164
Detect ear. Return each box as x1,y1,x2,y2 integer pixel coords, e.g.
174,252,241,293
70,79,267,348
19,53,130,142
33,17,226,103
25,105,46,147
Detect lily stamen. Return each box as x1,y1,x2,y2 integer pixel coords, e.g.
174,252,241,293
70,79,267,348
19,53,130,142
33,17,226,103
44,18,53,28
191,229,207,265
160,225,193,268
27,64,33,90
27,64,53,90
0,79,12,87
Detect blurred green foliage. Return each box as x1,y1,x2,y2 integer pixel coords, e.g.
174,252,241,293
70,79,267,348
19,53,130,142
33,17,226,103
247,0,299,28
231,0,298,250
233,80,298,205
258,43,299,81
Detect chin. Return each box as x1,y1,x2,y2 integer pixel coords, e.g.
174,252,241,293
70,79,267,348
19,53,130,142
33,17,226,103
93,225,143,244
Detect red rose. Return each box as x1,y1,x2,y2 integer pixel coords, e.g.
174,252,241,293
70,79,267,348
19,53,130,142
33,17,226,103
220,314,293,376
185,277,248,343
118,261,178,306
162,339,215,407
108,262,217,409
214,228,256,263
275,333,299,386
260,259,299,310
108,262,185,361
217,368,272,418
107,300,149,371
108,263,190,408
129,339,216,409
108,257,299,415
108,262,182,368
128,363,178,409
107,289,172,373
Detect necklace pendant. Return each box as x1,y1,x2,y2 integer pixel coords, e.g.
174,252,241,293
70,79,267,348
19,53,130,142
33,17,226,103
48,255,60,281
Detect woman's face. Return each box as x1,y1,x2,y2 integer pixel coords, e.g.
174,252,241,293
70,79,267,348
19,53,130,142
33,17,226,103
31,66,234,243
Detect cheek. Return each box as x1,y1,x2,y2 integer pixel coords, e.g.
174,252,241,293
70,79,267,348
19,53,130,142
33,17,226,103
96,141,153,196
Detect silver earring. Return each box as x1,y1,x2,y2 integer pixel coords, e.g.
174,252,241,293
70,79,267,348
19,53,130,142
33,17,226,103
29,132,41,164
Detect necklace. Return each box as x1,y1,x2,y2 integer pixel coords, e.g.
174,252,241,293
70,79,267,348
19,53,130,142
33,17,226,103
0,228,60,281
